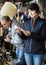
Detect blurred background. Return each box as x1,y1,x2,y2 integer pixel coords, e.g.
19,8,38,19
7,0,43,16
0,0,46,18
0,0,46,65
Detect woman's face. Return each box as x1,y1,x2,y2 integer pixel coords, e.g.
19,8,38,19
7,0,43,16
28,9,38,18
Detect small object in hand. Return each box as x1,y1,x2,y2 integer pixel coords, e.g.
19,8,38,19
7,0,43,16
14,25,18,29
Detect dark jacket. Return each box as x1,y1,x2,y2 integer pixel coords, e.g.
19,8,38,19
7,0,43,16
23,16,46,54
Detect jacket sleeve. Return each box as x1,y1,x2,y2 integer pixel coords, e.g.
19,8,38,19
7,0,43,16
31,22,46,41
18,21,31,40
18,31,27,40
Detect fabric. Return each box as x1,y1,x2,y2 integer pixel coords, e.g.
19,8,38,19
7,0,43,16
23,16,46,54
24,53,44,65
8,20,24,47
16,48,26,65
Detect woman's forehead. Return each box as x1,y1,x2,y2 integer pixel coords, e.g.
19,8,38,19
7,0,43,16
28,9,36,12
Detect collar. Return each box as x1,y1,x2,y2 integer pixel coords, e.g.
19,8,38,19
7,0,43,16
35,16,40,22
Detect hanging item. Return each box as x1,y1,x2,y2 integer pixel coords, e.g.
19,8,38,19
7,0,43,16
0,2,17,19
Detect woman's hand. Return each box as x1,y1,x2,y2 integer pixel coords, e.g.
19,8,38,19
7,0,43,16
14,25,22,35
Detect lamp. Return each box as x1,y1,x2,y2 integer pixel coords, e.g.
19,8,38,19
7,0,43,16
0,2,17,19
